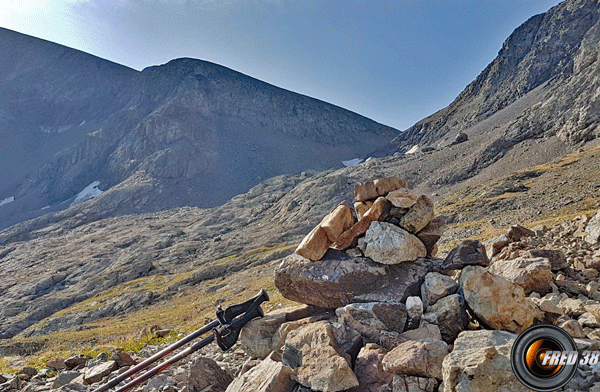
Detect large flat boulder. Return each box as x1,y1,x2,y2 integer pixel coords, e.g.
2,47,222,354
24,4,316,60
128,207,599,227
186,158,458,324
274,250,435,308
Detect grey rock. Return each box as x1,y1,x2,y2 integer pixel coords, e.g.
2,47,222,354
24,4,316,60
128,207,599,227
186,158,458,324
52,372,82,389
524,249,568,270
442,330,527,392
274,250,433,308
420,272,458,309
336,302,407,341
363,221,427,265
586,210,600,245
188,357,233,392
421,294,469,343
442,240,489,270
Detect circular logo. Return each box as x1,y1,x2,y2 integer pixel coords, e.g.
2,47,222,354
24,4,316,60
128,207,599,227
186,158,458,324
511,324,579,391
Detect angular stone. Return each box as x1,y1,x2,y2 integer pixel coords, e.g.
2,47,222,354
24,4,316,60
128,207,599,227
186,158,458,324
275,250,431,308
488,257,553,295
386,188,418,208
524,249,568,270
483,234,511,259
363,221,427,265
188,357,234,392
18,367,37,377
52,371,82,389
416,216,446,257
330,322,364,365
46,357,67,370
421,294,468,343
335,197,391,250
241,305,321,359
240,310,288,359
559,319,586,338
442,240,489,270
399,195,434,234
442,330,528,392
65,357,88,369
295,225,332,261
348,343,392,392
83,361,118,385
405,296,423,329
282,321,359,392
336,302,407,341
271,314,332,353
355,180,378,202
392,376,438,392
420,272,458,309
320,202,356,243
507,224,535,242
354,201,372,220
460,266,535,334
586,210,600,245
225,351,294,392
382,339,449,379
355,177,408,202
111,351,136,368
401,323,443,342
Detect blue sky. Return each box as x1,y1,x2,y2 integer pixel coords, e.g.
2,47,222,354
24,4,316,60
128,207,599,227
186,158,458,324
1,0,561,131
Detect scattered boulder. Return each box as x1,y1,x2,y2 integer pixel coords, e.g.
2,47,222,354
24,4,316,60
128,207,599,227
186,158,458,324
282,321,359,392
51,371,82,389
349,343,393,392
488,257,553,295
416,216,446,257
188,357,234,392
225,351,294,392
399,195,434,234
420,272,458,309
442,240,489,270
336,302,407,341
524,249,568,270
586,210,600,245
442,330,528,392
392,376,438,392
507,224,535,242
460,266,535,334
83,360,118,385
453,132,468,144
363,221,427,265
382,339,450,379
421,294,469,343
483,234,511,259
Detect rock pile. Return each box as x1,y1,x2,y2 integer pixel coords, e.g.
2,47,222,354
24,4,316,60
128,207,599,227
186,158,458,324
226,209,600,391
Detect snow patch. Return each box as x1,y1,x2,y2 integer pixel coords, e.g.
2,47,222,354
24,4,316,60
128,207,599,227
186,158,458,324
0,196,15,207
41,206,50,210
342,158,363,167
405,145,419,154
79,120,86,126
70,181,103,207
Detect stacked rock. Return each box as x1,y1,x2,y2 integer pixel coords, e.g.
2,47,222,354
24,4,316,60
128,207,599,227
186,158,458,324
294,176,444,262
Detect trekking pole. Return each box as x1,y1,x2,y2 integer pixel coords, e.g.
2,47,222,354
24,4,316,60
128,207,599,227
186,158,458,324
93,288,269,392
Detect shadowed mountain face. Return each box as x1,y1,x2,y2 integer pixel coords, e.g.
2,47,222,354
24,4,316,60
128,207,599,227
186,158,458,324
0,29,398,230
379,0,600,163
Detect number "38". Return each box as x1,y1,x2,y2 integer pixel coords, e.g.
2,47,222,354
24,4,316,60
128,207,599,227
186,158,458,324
580,351,600,365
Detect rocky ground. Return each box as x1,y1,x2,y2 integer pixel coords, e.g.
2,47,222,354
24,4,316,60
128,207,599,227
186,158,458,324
2,176,600,392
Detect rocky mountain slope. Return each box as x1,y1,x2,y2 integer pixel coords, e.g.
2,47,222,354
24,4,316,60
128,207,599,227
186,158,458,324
378,0,600,181
0,28,398,230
